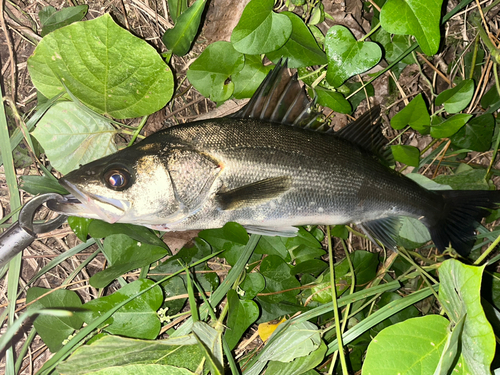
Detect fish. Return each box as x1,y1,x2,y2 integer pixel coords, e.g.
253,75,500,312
48,61,500,256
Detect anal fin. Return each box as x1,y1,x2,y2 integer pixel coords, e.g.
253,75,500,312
216,176,292,210
358,217,401,250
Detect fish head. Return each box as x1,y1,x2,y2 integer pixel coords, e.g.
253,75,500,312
50,142,183,225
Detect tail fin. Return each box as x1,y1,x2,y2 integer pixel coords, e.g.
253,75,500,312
427,190,500,256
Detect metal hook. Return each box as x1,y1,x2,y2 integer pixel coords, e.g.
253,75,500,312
0,193,68,268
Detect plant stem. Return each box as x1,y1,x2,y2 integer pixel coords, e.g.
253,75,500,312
474,232,500,265
359,22,381,42
326,226,349,375
128,115,148,146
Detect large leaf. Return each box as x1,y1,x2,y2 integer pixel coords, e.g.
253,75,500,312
80,279,163,339
89,234,168,288
314,86,352,114
32,101,118,174
231,0,292,54
380,0,444,55
391,145,420,167
186,41,244,102
265,342,327,375
325,25,382,88
28,14,174,119
363,315,466,374
57,335,204,374
267,12,327,68
26,287,84,352
162,0,207,56
439,260,495,374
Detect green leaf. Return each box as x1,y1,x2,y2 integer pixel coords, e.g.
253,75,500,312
325,25,382,88
80,364,195,375
67,217,92,242
224,290,259,350
391,145,420,167
167,0,187,23
314,86,352,114
345,82,375,110
39,5,88,36
240,272,265,300
256,255,302,322
80,279,163,339
481,85,500,109
266,12,327,68
435,79,475,113
19,174,68,195
291,259,328,277
232,55,272,99
433,164,491,190
255,235,290,260
192,321,223,374
28,14,174,119
265,341,327,375
162,0,207,56
198,222,249,265
26,287,84,352
57,335,204,374
90,234,168,288
434,314,466,375
439,260,495,373
450,113,494,152
231,0,292,54
370,292,420,335
380,0,444,55
363,315,450,374
396,216,431,248
430,114,472,138
32,101,118,174
259,321,321,362
390,94,430,132
186,41,244,102
87,220,167,249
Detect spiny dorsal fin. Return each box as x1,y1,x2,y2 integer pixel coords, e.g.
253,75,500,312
336,106,392,163
230,59,319,127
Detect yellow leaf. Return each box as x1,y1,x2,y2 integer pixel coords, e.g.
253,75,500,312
258,318,286,342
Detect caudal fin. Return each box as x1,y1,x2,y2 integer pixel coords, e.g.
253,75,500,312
427,190,500,256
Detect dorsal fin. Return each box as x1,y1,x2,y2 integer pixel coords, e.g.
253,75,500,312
336,106,392,163
230,59,319,127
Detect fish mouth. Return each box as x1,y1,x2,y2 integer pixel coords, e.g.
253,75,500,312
47,179,130,223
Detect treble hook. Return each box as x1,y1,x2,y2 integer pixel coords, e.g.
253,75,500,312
0,193,68,267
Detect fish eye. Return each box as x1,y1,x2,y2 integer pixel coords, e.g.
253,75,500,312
103,168,131,190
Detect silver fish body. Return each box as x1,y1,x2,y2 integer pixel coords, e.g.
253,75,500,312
50,62,500,256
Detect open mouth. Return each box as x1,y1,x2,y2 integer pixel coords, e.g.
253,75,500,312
47,179,129,223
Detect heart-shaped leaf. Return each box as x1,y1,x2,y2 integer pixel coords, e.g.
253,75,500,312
186,41,244,102
450,113,494,152
27,287,84,352
162,0,207,56
325,25,382,88
80,279,163,339
28,14,174,119
32,101,118,174
267,11,327,68
391,145,420,167
232,55,272,99
435,79,475,113
380,0,444,55
390,94,430,133
224,290,259,350
314,86,351,114
39,5,88,36
89,234,168,288
231,0,292,54
430,114,472,138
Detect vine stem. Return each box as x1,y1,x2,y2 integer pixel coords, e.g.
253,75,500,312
326,226,349,375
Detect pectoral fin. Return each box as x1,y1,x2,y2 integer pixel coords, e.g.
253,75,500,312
216,176,292,210
244,225,298,237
